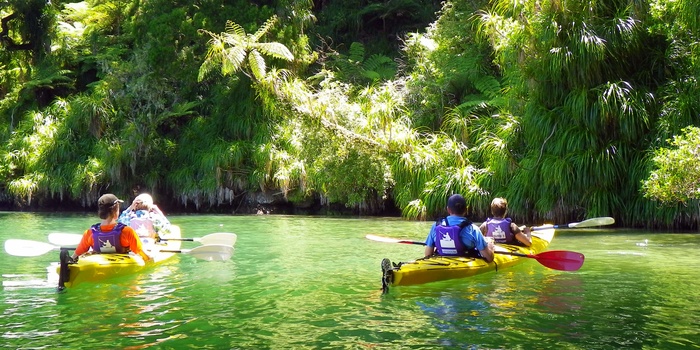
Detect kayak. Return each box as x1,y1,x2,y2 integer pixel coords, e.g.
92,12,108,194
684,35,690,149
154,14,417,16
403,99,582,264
53,225,182,288
381,229,555,289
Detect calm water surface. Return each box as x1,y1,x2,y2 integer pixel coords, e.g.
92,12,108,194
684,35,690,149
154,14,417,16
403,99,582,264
1,212,699,349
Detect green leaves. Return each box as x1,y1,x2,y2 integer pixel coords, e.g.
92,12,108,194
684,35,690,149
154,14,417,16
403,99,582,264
198,16,294,82
643,126,700,204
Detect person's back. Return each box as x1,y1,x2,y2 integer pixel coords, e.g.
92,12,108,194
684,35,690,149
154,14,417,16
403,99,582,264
432,217,475,256
424,194,494,262
118,193,171,241
480,197,531,247
128,210,156,239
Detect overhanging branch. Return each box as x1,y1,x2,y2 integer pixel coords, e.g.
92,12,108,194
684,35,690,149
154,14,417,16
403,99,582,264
1,12,33,51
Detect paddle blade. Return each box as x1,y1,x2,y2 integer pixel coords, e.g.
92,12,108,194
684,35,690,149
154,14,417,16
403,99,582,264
5,239,58,257
198,232,237,246
365,234,424,245
569,217,615,228
532,250,585,271
187,244,234,261
48,233,82,248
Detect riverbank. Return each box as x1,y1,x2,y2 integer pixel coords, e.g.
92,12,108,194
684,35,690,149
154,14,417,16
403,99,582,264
0,190,403,217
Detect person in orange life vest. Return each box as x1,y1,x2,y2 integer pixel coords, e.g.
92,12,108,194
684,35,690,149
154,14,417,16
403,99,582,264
424,194,495,262
71,193,151,262
479,197,532,247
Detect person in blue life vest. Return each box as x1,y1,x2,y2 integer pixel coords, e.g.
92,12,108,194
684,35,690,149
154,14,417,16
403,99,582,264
423,194,495,262
479,197,532,247
71,194,151,262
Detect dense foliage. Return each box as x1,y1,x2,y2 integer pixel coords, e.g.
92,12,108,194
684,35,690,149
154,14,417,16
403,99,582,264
1,0,699,229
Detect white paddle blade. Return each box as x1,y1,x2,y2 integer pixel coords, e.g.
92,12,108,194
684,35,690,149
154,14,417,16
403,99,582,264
198,233,237,246
187,244,234,261
48,233,82,248
365,234,403,244
569,217,615,228
5,239,58,257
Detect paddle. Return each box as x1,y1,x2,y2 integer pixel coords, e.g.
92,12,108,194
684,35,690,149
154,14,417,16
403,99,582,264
48,232,237,248
5,239,72,257
364,234,585,271
159,244,234,261
160,232,237,246
532,216,615,230
4,239,234,261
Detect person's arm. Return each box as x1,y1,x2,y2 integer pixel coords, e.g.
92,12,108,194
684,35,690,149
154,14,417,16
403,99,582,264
424,245,435,258
479,246,494,263
71,229,93,259
424,224,437,258
472,225,495,262
117,209,131,226
122,227,151,262
511,223,532,247
479,222,487,235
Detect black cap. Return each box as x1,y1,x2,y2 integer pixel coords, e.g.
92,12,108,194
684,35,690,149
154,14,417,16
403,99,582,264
98,193,124,208
447,194,466,214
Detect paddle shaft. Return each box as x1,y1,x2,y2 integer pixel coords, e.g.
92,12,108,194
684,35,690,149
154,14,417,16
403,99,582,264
48,232,237,247
390,239,537,258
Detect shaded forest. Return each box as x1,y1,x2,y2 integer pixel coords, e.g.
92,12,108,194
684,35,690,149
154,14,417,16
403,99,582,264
1,0,699,229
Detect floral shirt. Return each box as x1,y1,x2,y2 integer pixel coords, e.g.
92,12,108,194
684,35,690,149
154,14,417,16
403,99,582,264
118,209,171,237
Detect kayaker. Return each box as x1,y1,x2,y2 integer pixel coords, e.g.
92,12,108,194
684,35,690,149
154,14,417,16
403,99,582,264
71,193,151,262
118,193,171,243
423,194,495,262
479,197,532,247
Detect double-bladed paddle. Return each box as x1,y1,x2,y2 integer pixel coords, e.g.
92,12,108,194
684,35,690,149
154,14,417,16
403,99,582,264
4,239,234,261
47,232,237,248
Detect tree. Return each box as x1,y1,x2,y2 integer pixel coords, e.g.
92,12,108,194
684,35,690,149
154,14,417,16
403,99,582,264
0,0,54,59
198,15,294,82
643,126,700,204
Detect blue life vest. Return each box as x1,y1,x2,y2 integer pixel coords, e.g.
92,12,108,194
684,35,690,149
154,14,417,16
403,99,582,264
434,217,474,256
485,217,515,244
90,223,127,253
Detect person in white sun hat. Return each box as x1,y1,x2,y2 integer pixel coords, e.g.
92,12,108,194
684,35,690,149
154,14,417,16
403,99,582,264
118,193,171,244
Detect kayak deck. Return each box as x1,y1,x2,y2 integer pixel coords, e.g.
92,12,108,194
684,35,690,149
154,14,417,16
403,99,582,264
383,229,555,289
54,225,182,288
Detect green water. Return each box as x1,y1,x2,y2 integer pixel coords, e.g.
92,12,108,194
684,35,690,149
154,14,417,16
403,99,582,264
1,212,699,349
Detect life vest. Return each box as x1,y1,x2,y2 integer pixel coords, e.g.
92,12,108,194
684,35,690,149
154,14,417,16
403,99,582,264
434,217,476,256
485,217,515,244
90,223,127,253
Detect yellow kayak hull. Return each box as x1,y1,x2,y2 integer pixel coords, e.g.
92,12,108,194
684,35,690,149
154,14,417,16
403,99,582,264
55,225,182,288
390,229,555,287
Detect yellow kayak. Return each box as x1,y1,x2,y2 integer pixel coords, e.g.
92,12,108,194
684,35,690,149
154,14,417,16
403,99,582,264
55,225,182,288
381,229,557,290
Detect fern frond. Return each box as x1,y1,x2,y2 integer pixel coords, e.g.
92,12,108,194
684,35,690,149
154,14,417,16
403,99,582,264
221,46,247,76
252,15,277,42
248,50,267,80
253,42,294,61
348,42,365,63
225,20,247,37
